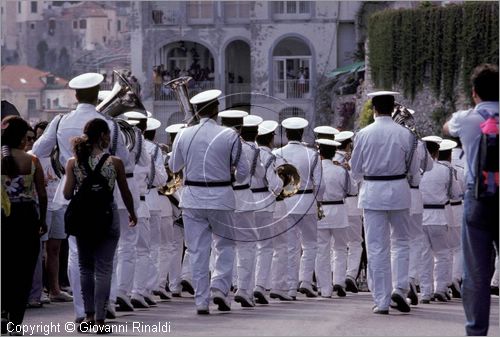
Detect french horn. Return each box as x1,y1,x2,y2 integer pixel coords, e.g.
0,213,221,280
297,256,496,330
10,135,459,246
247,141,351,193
276,163,301,199
157,144,183,196
392,102,417,135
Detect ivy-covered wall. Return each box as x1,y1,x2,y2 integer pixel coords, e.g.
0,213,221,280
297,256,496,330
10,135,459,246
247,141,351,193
368,2,499,104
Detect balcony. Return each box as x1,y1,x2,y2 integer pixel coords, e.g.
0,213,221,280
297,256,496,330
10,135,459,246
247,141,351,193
153,81,215,101
273,79,311,99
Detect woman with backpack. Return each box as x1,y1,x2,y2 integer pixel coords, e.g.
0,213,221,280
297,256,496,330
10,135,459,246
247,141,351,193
1,116,48,334
63,118,137,333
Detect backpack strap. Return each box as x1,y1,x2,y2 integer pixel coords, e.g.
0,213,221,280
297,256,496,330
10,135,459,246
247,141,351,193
51,114,65,178
82,153,111,177
110,120,119,156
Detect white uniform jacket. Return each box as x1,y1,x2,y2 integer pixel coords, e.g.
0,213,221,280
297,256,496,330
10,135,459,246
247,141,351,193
251,146,284,213
169,117,250,210
350,116,420,210
317,160,356,229
450,148,466,227
274,141,322,215
421,160,461,226
334,150,361,216
145,140,168,212
410,140,434,215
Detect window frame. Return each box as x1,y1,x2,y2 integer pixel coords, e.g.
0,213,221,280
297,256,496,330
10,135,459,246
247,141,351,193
223,1,250,23
186,1,214,25
30,1,37,14
272,1,312,20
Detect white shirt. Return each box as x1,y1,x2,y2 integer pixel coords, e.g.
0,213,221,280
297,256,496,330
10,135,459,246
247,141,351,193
421,160,461,226
274,141,322,215
350,116,420,210
32,103,130,205
145,140,168,212
169,118,250,210
234,140,265,212
251,146,284,213
317,160,355,229
38,157,63,211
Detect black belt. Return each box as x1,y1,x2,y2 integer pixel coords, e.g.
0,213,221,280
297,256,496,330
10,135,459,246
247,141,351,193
364,174,406,181
126,173,134,178
450,201,463,206
347,194,358,198
233,184,250,191
423,202,449,209
322,200,344,205
251,187,269,193
185,180,232,187
296,189,313,195
140,196,145,201
410,185,419,189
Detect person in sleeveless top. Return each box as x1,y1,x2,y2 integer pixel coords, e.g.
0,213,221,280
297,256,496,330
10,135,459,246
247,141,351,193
63,118,137,333
1,116,48,334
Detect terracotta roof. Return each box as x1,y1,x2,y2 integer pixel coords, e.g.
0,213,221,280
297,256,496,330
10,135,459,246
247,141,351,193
1,65,68,91
61,2,108,19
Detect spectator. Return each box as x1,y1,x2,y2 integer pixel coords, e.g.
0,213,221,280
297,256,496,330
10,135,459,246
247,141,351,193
1,116,47,333
63,118,137,332
443,63,499,336
34,121,48,140
25,127,36,152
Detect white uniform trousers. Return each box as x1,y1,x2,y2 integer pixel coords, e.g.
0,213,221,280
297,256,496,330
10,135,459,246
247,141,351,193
346,215,363,279
254,211,275,289
492,255,499,288
131,216,153,297
182,208,235,308
146,211,161,293
449,226,462,282
68,236,85,319
292,214,318,285
270,215,290,292
157,215,173,291
363,209,410,310
165,222,184,293
235,211,256,295
421,225,451,297
116,210,138,296
408,213,424,282
316,228,349,296
286,225,301,295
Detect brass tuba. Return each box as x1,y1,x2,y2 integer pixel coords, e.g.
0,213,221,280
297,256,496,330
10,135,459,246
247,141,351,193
96,71,147,118
165,76,197,125
276,163,301,199
157,144,183,196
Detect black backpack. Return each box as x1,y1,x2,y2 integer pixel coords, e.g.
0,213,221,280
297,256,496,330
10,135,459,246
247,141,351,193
65,154,114,237
475,109,499,199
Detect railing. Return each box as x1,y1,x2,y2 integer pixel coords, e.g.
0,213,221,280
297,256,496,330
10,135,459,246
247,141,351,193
273,79,310,99
153,81,215,101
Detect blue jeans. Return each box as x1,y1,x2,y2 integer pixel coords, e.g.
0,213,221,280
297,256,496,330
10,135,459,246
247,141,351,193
462,189,499,336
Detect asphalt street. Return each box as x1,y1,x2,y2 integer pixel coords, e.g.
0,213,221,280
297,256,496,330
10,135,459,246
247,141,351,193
18,292,499,336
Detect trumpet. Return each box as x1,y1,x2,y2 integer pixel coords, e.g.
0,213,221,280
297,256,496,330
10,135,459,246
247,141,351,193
165,76,197,125
276,163,301,199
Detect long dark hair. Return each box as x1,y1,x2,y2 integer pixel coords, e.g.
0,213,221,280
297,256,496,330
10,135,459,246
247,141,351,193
72,118,110,165
1,116,30,178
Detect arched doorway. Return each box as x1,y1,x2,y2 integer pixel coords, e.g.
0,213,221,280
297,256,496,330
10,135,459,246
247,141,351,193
272,37,312,99
225,40,251,109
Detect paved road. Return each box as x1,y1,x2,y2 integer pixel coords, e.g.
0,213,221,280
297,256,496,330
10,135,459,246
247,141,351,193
18,292,499,336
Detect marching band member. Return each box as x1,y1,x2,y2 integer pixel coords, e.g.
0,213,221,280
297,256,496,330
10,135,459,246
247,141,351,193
169,90,250,314
274,117,322,298
419,138,461,303
252,121,286,303
350,91,420,314
315,138,357,298
32,73,131,323
332,131,363,294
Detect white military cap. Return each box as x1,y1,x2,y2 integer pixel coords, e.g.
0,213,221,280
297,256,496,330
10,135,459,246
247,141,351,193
218,110,248,119
68,73,104,89
98,90,111,102
146,117,161,131
407,108,415,115
313,126,340,135
421,135,443,144
125,119,140,126
367,90,400,98
146,111,152,117
334,131,354,142
439,139,458,151
165,123,186,134
258,120,279,136
315,138,341,147
243,115,263,127
190,89,222,105
281,117,308,130
124,111,147,120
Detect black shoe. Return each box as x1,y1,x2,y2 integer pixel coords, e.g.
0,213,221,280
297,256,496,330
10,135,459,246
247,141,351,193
181,280,195,295
253,289,269,305
433,292,448,302
491,286,499,296
333,284,346,297
372,306,389,315
196,308,209,315
390,293,411,313
450,280,462,298
408,282,418,306
345,277,359,293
